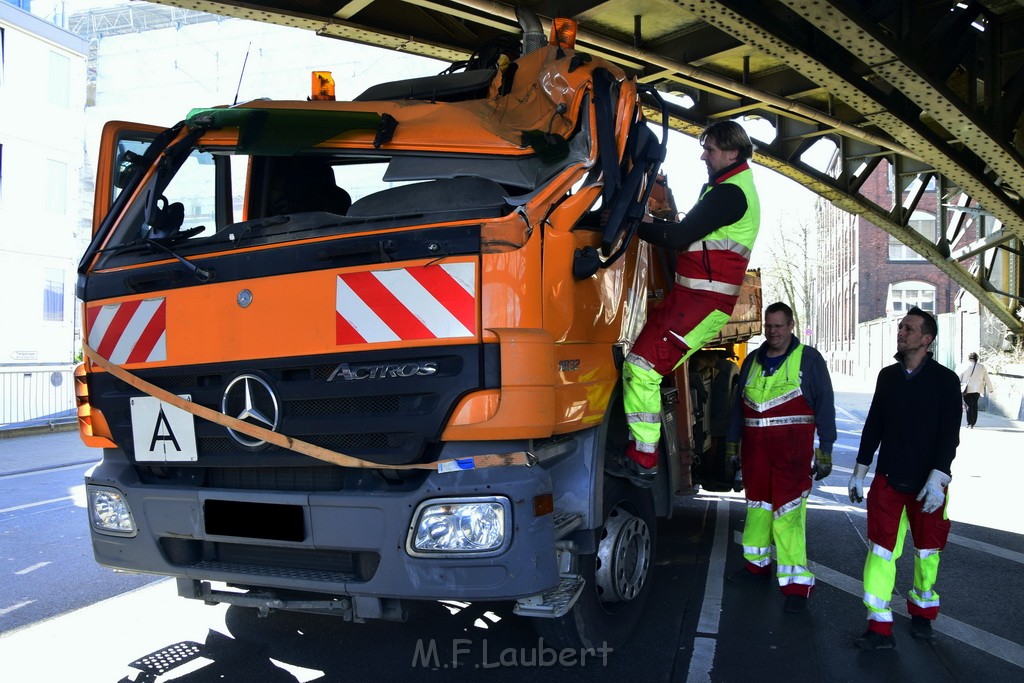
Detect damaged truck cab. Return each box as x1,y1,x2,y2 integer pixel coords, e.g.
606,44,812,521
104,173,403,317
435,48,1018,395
76,19,758,650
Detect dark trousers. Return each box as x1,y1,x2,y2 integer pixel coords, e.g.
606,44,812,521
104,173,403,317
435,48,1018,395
963,392,981,426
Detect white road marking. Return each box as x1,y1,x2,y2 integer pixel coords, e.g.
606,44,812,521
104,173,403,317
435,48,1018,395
836,406,862,421
810,560,1024,669
687,499,730,682
0,600,35,617
0,463,95,481
948,533,1024,565
697,499,729,635
727,513,1024,670
685,637,716,683
0,497,73,514
15,562,50,576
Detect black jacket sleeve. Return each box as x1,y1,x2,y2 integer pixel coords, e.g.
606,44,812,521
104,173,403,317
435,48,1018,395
801,346,837,454
726,353,756,444
638,183,747,250
856,371,885,466
933,367,962,476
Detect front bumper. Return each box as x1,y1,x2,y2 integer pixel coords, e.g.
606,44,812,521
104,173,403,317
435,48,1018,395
86,450,559,602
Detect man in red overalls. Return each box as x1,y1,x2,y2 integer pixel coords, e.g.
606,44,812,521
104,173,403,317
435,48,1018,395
725,302,836,613
619,121,760,484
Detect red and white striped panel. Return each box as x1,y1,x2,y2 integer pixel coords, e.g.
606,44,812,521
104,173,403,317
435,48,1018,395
86,298,167,364
336,262,476,345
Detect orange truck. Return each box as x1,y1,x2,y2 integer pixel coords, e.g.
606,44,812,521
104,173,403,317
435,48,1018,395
76,13,760,650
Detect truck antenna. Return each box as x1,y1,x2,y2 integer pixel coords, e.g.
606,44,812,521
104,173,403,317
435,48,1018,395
233,42,252,106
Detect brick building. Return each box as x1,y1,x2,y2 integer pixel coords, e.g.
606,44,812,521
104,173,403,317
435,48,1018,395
812,160,970,375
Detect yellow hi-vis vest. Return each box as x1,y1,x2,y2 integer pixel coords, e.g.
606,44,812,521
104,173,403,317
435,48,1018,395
675,165,760,298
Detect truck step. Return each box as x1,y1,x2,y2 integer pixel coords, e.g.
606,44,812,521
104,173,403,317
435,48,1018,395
552,511,583,539
513,574,585,619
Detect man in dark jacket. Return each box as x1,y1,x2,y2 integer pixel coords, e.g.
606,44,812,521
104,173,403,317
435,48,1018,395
848,306,961,650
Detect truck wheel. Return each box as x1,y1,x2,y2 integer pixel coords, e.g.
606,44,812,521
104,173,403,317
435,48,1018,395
532,477,656,651
709,356,739,437
700,357,739,490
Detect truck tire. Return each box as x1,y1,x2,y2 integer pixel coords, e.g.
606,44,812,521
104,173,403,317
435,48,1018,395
532,476,656,651
709,356,739,438
700,357,739,490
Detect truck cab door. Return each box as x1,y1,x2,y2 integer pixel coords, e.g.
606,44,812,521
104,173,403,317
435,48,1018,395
92,121,165,234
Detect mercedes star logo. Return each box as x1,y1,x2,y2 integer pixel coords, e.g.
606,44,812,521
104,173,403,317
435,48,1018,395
221,374,280,448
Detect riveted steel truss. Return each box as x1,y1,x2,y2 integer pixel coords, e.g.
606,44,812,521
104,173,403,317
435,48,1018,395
96,0,1024,331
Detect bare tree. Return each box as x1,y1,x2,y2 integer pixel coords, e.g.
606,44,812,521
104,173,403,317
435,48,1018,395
762,215,814,337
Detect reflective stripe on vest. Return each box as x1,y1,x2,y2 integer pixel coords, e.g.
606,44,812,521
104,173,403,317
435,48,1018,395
674,274,743,296
700,167,759,251
683,238,752,259
743,415,815,427
674,166,759,294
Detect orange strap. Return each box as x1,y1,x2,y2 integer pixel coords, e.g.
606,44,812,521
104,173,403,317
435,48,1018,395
82,343,530,473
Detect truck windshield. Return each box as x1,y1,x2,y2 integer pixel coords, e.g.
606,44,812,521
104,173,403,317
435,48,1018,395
91,122,590,272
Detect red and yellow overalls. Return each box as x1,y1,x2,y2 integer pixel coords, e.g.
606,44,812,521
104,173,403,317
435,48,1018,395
738,344,816,597
623,165,759,461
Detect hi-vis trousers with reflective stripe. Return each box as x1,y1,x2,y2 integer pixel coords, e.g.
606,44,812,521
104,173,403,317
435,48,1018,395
741,497,815,596
862,473,950,633
624,288,735,451
739,415,816,597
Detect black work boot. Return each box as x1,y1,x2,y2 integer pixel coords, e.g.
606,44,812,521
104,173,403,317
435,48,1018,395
910,616,935,640
854,630,896,650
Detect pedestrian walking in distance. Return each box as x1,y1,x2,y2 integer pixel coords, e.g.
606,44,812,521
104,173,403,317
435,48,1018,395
958,352,994,429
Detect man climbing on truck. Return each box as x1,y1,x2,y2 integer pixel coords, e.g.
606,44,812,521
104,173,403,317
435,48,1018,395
618,120,761,483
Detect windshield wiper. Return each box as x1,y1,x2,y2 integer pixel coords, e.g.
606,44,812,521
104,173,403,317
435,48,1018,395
231,214,292,245
144,238,214,283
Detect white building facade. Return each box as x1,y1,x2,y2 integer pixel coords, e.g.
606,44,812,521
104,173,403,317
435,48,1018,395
1,2,87,426
1,1,87,365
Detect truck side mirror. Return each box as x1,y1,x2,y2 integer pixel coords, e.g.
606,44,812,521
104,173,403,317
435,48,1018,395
115,149,144,190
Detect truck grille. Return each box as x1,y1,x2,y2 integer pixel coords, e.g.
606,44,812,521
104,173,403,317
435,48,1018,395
91,344,498,469
205,466,347,491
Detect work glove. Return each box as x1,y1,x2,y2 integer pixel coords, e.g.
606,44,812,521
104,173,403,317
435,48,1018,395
813,448,832,480
916,469,952,514
848,463,869,503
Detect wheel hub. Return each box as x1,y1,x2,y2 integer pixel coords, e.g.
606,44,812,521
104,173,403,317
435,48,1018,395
594,504,652,603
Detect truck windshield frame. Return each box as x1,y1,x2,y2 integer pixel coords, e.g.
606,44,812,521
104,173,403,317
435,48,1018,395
88,114,594,272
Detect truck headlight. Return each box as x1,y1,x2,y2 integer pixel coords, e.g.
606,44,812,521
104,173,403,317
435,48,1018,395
88,486,136,536
408,497,510,556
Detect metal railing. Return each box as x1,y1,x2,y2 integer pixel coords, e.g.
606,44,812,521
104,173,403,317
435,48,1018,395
0,364,77,428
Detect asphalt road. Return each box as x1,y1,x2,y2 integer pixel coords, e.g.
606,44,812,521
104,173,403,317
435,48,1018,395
1,386,1023,682
0,462,161,632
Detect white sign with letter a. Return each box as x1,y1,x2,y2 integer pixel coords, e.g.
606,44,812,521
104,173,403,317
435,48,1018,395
130,395,198,462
